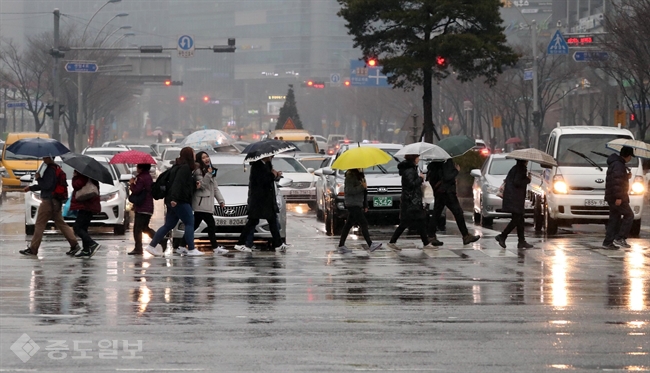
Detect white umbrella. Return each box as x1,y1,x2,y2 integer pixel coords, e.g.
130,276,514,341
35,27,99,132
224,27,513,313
180,129,232,148
606,138,650,159
506,148,558,168
395,142,451,160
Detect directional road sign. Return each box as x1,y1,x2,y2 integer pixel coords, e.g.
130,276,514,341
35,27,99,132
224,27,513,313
330,73,341,87
64,62,99,73
6,102,26,108
524,69,533,81
349,60,389,87
177,35,195,58
573,51,609,62
547,30,569,55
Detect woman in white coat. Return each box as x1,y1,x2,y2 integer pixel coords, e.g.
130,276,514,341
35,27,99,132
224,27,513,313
178,151,228,255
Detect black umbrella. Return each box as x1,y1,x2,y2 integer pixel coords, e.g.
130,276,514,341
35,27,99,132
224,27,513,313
6,137,70,158
242,139,296,163
60,153,114,185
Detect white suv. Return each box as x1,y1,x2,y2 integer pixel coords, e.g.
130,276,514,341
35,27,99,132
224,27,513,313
530,126,645,236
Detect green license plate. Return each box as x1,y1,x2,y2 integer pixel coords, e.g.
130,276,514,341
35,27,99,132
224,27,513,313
373,196,393,207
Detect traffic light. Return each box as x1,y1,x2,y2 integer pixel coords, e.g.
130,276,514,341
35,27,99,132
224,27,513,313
630,113,637,128
532,111,541,126
435,56,447,69
44,104,65,118
366,58,377,67
203,96,210,102
164,80,183,86
179,96,186,102
301,80,325,88
344,80,350,87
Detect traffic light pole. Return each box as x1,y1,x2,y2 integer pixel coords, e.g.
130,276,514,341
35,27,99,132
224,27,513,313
532,20,540,119
52,9,61,141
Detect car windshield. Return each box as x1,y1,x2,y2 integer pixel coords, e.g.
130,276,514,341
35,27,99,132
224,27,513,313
215,164,251,186
37,159,117,182
85,149,124,157
293,142,318,153
557,134,633,167
2,146,40,161
489,158,516,175
128,146,157,156
163,149,181,160
299,158,325,170
274,157,308,173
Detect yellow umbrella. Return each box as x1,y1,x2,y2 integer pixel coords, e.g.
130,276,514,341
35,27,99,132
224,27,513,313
331,146,392,170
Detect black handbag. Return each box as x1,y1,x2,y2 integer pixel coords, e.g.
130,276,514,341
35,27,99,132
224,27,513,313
128,190,146,206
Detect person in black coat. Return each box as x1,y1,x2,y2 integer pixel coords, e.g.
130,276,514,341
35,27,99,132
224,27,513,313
387,155,437,250
427,158,481,246
235,156,285,252
495,160,533,249
602,146,635,250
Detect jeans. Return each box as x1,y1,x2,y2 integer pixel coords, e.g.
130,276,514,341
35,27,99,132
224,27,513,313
181,211,219,248
604,201,634,244
430,192,469,236
239,215,282,248
150,203,195,251
73,210,97,250
501,212,525,243
339,206,372,247
133,213,156,251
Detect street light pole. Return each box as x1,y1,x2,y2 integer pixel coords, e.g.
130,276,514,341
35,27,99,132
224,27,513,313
81,0,122,42
52,9,61,141
100,25,131,47
108,32,134,48
92,13,129,45
532,20,539,117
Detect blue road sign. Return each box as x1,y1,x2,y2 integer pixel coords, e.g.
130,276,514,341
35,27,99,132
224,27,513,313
524,69,533,81
65,62,98,73
573,51,609,62
178,35,194,50
330,73,341,83
6,102,26,108
547,30,569,55
349,60,390,87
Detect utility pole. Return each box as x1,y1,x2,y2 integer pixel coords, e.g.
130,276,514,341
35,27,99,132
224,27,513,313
532,20,539,119
52,9,61,141
411,114,419,144
76,74,84,151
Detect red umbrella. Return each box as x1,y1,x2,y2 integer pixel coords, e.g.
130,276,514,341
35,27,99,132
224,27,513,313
109,150,156,165
505,137,522,145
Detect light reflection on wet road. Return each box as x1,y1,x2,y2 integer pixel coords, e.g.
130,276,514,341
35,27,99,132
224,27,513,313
0,195,648,371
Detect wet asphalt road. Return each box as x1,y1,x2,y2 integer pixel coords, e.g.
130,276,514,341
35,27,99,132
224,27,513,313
0,194,648,372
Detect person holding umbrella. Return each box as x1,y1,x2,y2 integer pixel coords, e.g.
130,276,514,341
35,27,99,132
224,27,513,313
494,160,533,250
128,164,156,256
70,171,102,257
20,156,81,256
387,154,438,250
337,168,382,254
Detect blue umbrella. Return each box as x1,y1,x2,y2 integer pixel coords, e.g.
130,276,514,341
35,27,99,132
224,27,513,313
6,137,70,158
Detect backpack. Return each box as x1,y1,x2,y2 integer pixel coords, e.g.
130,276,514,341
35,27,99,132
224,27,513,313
151,165,177,200
51,165,69,200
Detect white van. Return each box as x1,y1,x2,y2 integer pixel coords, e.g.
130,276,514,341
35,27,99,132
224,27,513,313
530,126,645,236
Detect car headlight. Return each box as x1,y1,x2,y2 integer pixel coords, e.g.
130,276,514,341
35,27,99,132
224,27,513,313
486,185,500,195
630,176,645,195
553,175,568,194
100,192,119,202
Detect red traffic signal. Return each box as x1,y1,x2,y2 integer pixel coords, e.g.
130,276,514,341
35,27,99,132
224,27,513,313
307,80,314,87
179,96,186,102
630,113,636,121
436,56,447,68
164,80,183,86
344,80,350,87
165,80,171,86
367,58,377,67
203,96,210,102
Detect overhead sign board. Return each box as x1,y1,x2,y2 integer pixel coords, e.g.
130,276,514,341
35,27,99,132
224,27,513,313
573,51,609,62
6,101,26,108
177,35,195,58
64,62,98,73
349,60,390,87
547,30,569,55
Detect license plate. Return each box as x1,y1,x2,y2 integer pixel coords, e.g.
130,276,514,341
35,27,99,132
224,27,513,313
585,199,608,207
214,218,247,226
290,190,312,195
373,196,393,207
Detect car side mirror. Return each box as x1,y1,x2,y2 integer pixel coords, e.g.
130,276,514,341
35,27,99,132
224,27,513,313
278,178,293,187
470,169,481,178
19,174,33,184
307,168,315,174
319,149,325,154
119,174,132,182
322,167,335,176
313,169,323,176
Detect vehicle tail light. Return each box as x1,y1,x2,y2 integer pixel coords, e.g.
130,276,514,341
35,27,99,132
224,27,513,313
480,148,490,156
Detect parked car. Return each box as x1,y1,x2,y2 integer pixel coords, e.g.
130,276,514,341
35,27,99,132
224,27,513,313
297,155,330,173
473,139,490,157
470,154,536,226
158,147,182,173
274,154,317,207
151,143,177,160
23,155,131,235
312,135,328,153
82,146,129,158
170,154,288,248
314,142,403,235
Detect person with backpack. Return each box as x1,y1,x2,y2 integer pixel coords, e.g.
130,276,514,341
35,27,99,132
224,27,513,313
494,160,534,250
337,169,382,254
127,163,156,256
145,147,202,257
426,158,481,246
70,171,102,258
20,156,81,256
176,151,229,255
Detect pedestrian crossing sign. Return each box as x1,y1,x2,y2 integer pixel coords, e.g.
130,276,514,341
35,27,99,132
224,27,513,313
282,118,297,129
547,30,569,55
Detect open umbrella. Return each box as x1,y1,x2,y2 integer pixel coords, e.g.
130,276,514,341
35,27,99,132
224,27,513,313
243,139,296,163
60,153,114,185
181,129,232,148
109,150,156,165
606,138,650,159
395,142,451,159
331,146,392,170
151,129,164,137
506,148,557,168
6,137,70,158
505,137,522,145
437,135,476,157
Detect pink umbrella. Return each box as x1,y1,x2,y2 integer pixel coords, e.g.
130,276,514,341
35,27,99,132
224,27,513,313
505,137,522,145
109,150,156,165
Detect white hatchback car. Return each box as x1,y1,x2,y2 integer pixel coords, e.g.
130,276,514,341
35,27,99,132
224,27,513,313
171,154,288,248
23,156,131,235
274,154,317,206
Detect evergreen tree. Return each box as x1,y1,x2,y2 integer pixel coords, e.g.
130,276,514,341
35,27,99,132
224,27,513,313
275,85,303,130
